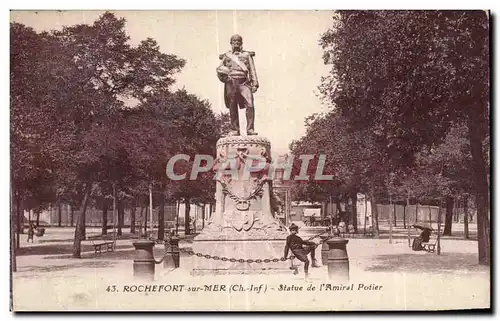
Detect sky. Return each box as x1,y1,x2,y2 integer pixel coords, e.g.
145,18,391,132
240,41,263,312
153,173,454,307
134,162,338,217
10,10,334,154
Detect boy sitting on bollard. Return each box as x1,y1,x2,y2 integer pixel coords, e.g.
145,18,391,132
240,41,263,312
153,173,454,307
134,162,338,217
283,223,320,279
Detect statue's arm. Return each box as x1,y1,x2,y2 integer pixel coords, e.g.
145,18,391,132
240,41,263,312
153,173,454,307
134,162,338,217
248,53,259,89
217,53,228,82
218,53,226,66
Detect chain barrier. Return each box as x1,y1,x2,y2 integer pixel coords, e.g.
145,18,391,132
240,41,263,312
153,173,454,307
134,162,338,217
305,230,330,242
177,247,291,263
173,230,332,264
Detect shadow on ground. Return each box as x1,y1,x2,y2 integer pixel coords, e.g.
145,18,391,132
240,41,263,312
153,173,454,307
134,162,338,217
37,238,77,244
17,260,117,274
365,252,490,274
45,246,193,261
344,232,477,241
17,244,132,256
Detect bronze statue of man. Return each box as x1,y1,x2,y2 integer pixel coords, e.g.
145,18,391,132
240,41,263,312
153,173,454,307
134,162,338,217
217,34,259,136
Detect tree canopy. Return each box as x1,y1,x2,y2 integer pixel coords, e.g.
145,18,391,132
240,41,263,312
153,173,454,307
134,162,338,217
290,10,489,264
10,12,222,257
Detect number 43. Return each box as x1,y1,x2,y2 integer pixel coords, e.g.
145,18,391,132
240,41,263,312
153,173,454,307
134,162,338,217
106,285,117,292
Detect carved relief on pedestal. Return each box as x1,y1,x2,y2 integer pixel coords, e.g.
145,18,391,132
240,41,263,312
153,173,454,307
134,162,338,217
198,135,287,241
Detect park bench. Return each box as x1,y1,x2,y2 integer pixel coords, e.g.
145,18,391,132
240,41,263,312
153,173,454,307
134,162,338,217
89,233,116,255
35,227,45,237
421,240,437,253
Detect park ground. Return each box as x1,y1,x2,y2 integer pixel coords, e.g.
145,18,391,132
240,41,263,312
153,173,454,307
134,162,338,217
12,225,490,311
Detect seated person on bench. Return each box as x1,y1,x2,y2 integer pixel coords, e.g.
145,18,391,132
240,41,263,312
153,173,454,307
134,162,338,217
412,228,431,251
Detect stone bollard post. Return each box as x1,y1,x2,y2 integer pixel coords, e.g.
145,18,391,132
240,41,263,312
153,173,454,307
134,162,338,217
132,240,156,281
326,238,349,282
163,236,180,269
320,235,330,265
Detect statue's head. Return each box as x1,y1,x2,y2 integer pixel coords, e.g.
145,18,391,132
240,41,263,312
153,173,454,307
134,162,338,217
230,34,243,52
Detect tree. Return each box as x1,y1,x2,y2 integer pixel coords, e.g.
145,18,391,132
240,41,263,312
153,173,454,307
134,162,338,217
11,23,72,250
319,11,489,263
141,89,220,236
11,12,188,257
289,109,399,236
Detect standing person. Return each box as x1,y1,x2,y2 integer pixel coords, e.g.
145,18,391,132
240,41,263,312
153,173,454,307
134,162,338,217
338,219,346,237
27,222,34,243
283,223,320,279
216,34,259,136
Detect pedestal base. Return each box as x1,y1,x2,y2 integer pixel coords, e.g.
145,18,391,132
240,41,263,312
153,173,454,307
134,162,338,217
191,239,291,275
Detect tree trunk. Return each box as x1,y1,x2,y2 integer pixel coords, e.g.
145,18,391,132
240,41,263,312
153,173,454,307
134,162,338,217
443,196,454,236
363,195,368,235
209,203,213,220
15,191,21,249
464,195,469,239
369,189,379,238
11,186,17,273
415,200,419,223
57,202,62,227
36,210,40,227
101,203,108,235
389,196,393,244
148,183,153,238
467,119,490,265
144,206,148,237
335,196,342,222
10,185,16,314
130,200,136,234
437,199,442,255
80,208,86,241
350,191,358,232
406,193,410,247
393,202,397,227
138,206,145,237
72,182,92,258
403,204,407,229
117,200,124,236
176,201,180,235
184,199,191,235
70,205,74,227
202,204,205,229
158,189,165,240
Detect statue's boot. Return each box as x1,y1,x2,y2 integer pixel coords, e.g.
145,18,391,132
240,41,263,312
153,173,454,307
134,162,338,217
247,129,258,136
227,130,240,136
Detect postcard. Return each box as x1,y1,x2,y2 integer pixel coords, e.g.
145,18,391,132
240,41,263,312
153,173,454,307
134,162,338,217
10,9,491,311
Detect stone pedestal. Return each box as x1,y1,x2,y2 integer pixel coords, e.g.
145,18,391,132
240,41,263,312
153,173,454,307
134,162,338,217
192,135,290,274
132,240,157,281
326,239,349,282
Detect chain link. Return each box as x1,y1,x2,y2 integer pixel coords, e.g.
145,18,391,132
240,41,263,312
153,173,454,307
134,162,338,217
305,230,330,242
178,247,297,263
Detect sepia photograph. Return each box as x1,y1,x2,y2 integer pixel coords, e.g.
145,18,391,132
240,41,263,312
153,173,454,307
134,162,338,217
9,9,491,311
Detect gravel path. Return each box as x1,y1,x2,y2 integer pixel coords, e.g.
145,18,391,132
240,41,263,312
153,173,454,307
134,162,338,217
12,228,490,311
